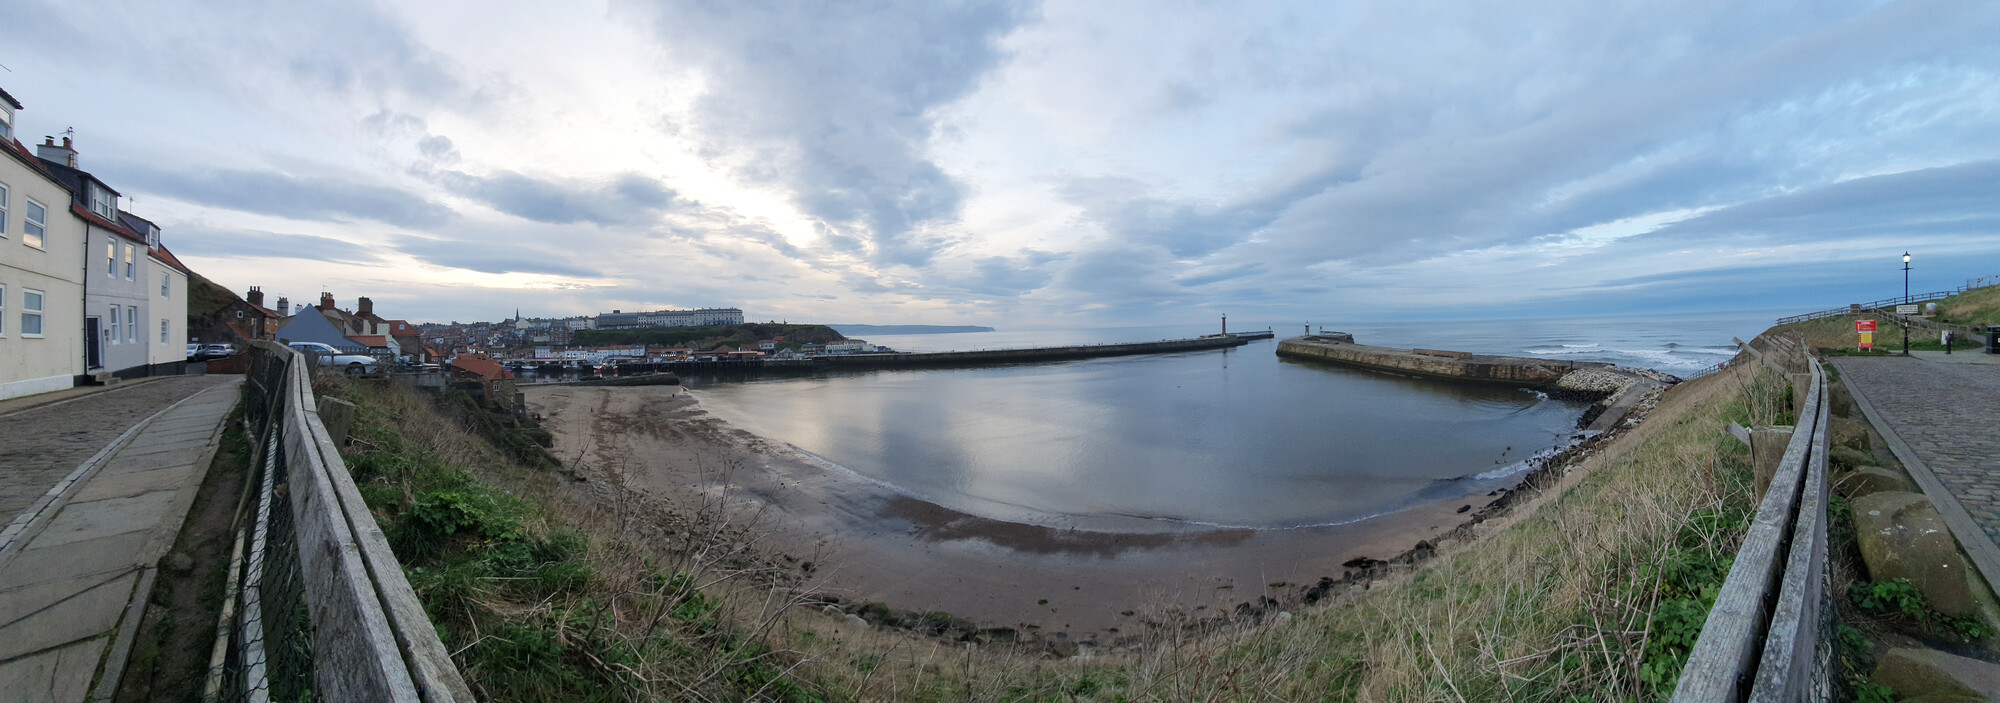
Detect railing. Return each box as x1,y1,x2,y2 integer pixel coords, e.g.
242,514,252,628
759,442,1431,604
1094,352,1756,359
1673,340,1831,701
1777,275,2000,325
208,341,471,702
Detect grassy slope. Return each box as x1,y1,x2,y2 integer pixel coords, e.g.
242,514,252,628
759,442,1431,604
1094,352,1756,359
329,342,1793,701
1934,283,2000,328
186,270,239,330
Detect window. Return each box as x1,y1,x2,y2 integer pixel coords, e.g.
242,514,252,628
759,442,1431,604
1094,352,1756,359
161,273,170,298
22,289,44,337
24,198,46,249
90,185,116,221
124,244,135,279
108,304,120,343
128,306,138,342
161,319,169,344
106,242,116,276
1,182,9,237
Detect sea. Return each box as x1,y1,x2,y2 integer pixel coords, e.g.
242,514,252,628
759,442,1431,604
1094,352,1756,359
680,309,1784,533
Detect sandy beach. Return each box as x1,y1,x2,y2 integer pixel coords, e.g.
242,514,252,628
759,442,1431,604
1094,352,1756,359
523,383,1513,640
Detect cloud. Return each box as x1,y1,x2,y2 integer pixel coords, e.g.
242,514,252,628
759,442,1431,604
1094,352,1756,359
111,164,453,229
621,0,1031,267
393,235,604,278
429,169,680,227
168,226,383,266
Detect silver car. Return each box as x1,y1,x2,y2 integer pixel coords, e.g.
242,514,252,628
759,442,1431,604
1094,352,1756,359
286,342,380,374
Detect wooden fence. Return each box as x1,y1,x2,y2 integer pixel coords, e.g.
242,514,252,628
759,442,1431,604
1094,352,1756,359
218,342,472,702
1672,339,1831,701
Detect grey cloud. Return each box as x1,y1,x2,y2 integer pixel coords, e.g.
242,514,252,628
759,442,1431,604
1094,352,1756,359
623,0,1031,267
963,251,1068,297
431,169,678,227
111,164,452,229
417,135,460,164
393,235,604,278
1642,160,2000,242
169,227,382,266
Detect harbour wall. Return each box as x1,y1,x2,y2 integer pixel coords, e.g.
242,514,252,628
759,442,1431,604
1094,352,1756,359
819,335,1249,368
1276,335,1608,387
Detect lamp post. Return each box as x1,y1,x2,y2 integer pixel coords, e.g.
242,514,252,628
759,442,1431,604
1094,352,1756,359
1902,252,1911,356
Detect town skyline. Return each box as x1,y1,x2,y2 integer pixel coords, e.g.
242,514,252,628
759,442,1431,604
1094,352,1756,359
3,0,1997,326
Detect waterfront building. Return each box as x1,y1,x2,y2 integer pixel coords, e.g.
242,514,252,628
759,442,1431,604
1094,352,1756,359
119,211,191,373
594,307,744,329
0,88,88,399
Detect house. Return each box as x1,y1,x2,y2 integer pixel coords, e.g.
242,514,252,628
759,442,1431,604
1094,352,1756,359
448,353,517,409
37,136,173,379
346,334,396,358
274,302,369,353
0,87,88,399
211,286,287,344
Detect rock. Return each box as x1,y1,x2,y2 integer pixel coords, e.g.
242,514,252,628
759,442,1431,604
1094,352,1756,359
1872,647,2000,701
1853,492,1980,617
1834,467,1914,500
1553,368,1634,395
162,551,195,574
1831,416,1873,452
843,614,869,629
1274,611,1293,625
1832,445,1876,471
1046,639,1080,659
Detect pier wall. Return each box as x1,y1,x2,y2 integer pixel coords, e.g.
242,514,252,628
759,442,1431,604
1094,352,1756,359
820,335,1247,368
1276,336,1605,387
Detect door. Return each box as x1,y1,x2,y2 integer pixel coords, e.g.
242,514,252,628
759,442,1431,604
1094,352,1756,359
85,317,103,370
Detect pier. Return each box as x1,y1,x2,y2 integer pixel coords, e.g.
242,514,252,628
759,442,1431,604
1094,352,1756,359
1276,333,1610,387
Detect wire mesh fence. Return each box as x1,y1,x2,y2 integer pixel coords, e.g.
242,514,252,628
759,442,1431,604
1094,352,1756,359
206,347,314,703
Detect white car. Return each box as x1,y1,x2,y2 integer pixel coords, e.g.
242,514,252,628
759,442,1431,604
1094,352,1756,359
287,342,381,374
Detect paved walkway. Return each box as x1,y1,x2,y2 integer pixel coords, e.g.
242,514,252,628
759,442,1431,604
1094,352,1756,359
1834,353,2000,592
0,378,240,703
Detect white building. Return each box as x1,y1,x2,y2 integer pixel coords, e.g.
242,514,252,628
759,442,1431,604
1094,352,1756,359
38,137,164,378
0,88,88,399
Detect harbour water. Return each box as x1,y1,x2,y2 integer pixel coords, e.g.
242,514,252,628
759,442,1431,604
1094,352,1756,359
684,311,1779,531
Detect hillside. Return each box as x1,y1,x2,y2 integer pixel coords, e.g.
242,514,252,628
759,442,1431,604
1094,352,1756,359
570,323,845,351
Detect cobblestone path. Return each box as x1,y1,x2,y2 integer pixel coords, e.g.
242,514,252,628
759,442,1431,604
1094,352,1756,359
1835,357,2000,546
0,377,236,519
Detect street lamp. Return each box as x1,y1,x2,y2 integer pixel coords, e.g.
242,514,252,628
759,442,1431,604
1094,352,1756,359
1902,252,1912,356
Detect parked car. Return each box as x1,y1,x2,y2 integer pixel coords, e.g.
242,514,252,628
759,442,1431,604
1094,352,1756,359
286,342,380,374
199,344,233,360
186,343,202,361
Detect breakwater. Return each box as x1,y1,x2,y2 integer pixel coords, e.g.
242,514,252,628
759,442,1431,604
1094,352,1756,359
1276,333,1610,387
818,334,1247,368
529,335,1249,377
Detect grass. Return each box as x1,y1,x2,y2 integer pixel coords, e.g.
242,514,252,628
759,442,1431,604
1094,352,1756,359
1932,283,2000,328
319,336,1799,701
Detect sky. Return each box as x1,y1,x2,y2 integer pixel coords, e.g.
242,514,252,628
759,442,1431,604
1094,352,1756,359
3,0,1997,326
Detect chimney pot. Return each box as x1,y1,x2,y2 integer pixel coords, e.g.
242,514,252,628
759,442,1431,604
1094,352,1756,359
275,297,289,316
358,297,373,315
247,286,264,307
319,292,336,310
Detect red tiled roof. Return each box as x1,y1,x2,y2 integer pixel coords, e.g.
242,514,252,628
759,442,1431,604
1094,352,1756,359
450,356,514,381
3,138,64,184
147,244,193,275
347,335,391,348
69,203,146,243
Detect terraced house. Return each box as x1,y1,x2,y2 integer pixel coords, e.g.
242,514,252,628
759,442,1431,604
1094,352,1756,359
36,135,190,379
0,87,88,400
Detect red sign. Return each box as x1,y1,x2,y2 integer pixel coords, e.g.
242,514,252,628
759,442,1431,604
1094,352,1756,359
1856,320,1877,333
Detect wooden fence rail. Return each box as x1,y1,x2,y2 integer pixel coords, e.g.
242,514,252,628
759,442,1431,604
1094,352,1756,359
227,342,472,702
1672,342,1831,702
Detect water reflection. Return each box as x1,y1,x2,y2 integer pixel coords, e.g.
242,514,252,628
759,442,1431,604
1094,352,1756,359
690,342,1590,530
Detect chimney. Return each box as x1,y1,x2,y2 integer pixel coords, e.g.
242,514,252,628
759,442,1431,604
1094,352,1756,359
247,286,265,307
275,297,289,317
37,136,79,168
319,292,336,311
358,297,374,316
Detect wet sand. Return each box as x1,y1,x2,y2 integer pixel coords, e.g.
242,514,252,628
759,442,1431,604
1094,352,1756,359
524,384,1509,639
